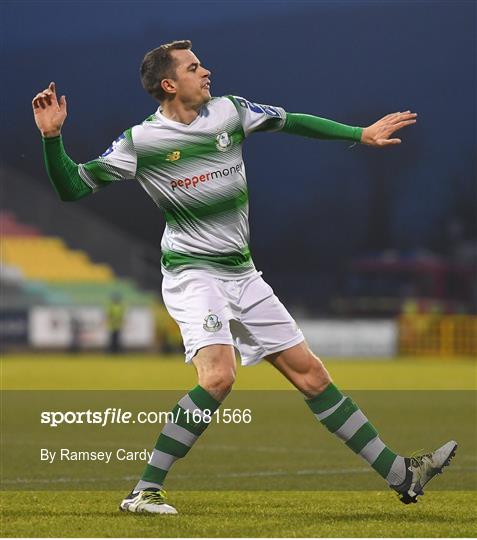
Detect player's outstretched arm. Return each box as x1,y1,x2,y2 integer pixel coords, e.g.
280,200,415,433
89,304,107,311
282,113,363,142
281,110,417,147
32,82,92,201
361,111,417,146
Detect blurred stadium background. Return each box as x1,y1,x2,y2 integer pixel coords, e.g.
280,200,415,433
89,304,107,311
1,0,476,359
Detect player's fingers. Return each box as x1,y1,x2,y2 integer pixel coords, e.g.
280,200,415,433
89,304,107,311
32,94,43,108
33,88,49,99
59,95,67,113
378,112,404,127
380,138,401,146
392,112,417,123
33,96,44,109
390,119,417,131
47,82,58,103
39,90,59,108
381,112,400,121
38,92,50,101
33,96,46,110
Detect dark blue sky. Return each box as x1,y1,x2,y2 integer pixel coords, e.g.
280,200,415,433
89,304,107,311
2,0,475,306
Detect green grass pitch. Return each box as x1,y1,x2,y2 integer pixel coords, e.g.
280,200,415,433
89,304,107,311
2,491,476,537
1,353,476,537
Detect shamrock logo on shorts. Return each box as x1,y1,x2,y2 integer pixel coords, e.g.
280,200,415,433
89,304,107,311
203,313,223,332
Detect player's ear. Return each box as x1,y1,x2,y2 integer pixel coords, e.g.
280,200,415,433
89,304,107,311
161,78,177,97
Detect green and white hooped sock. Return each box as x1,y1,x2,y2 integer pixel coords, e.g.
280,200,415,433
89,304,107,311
306,383,406,486
134,385,220,492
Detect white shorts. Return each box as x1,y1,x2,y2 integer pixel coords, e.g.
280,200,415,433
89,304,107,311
162,270,304,366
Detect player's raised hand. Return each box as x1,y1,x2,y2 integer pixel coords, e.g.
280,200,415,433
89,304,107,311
361,110,417,147
32,82,67,138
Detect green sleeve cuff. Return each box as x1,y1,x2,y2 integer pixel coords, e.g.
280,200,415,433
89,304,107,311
42,135,62,144
282,112,363,142
42,135,92,201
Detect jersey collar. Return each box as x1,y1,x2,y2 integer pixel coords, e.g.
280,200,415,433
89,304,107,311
155,105,207,128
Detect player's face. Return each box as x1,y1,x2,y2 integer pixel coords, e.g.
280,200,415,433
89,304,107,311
167,49,211,106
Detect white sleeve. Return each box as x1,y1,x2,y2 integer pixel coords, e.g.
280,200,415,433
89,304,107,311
228,95,286,137
78,129,137,192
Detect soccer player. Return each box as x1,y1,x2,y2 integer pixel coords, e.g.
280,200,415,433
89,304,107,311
32,40,456,515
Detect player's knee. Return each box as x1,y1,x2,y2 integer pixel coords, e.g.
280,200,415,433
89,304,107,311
199,371,235,401
193,345,236,401
301,354,332,398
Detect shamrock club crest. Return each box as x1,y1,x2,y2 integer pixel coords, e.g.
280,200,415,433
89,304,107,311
215,131,232,151
203,312,223,332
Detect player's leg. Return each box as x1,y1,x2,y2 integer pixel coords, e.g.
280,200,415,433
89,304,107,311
120,344,236,514
266,342,457,504
136,343,235,490
121,271,237,514
266,342,407,482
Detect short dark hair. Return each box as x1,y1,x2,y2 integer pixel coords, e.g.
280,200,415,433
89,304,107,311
140,40,192,102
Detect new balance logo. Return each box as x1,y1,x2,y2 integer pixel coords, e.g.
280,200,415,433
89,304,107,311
166,151,181,162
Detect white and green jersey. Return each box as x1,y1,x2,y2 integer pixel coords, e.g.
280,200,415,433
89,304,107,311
78,96,286,277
